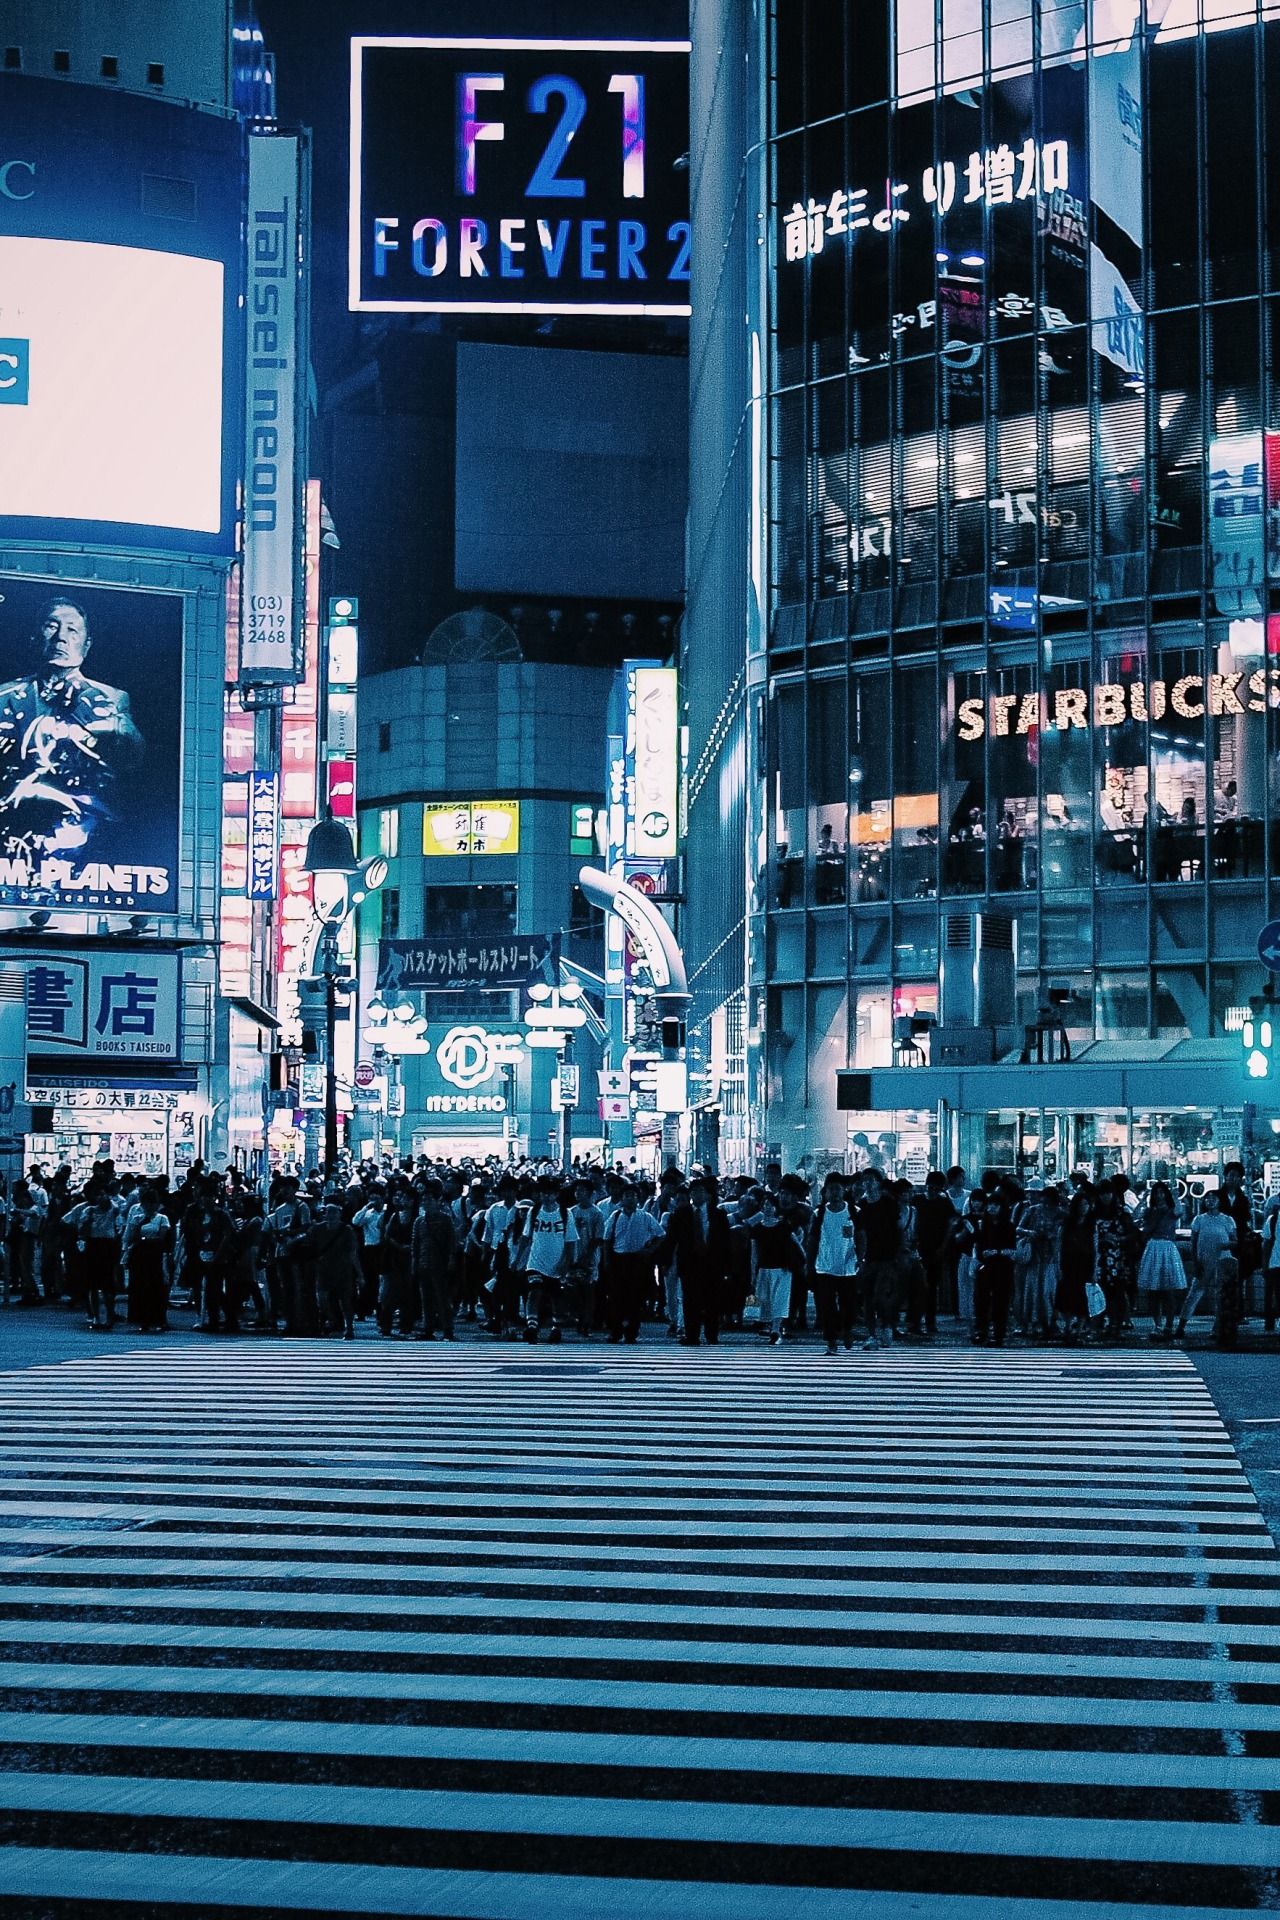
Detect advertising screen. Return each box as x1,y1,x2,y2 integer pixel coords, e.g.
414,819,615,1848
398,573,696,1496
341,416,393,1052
0,237,224,536
0,74,240,553
0,576,182,913
351,37,690,315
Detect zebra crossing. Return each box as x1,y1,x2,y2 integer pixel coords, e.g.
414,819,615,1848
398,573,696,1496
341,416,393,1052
0,1342,1276,1916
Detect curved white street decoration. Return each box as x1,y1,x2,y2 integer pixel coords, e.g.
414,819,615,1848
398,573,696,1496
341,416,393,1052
577,866,688,1000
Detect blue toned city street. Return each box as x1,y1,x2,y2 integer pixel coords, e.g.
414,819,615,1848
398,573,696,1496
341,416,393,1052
0,1328,1278,1916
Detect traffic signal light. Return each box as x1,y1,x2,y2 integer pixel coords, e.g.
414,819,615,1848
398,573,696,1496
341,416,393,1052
1242,998,1278,1079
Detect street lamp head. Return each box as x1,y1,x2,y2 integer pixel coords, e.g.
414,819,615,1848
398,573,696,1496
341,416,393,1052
302,807,361,879
303,807,360,926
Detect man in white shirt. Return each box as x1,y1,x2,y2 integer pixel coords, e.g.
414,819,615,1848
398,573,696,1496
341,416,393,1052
522,1176,578,1343
603,1184,664,1343
352,1188,386,1320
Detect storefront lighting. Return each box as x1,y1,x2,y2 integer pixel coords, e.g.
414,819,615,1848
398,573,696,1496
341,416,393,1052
959,253,984,267
392,1000,417,1022
935,250,949,263
1248,1049,1269,1078
366,998,388,1024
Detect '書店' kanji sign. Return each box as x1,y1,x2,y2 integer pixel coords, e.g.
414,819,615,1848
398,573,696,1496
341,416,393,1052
23,949,182,1061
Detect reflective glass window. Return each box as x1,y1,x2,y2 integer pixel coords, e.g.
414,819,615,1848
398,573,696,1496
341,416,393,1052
1151,639,1208,883
893,664,939,898
852,669,891,899
1095,629,1150,885
1039,654,1092,889
987,660,1039,891
941,664,987,892
808,675,848,903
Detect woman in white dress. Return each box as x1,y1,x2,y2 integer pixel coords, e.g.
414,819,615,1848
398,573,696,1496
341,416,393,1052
1136,1180,1186,1340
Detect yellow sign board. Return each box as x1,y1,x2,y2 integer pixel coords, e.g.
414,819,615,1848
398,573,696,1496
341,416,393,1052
422,801,520,856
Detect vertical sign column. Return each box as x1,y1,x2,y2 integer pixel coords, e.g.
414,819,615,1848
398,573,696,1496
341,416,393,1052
241,132,305,685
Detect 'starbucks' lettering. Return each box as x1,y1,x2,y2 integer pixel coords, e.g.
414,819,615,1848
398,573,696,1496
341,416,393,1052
956,669,1280,740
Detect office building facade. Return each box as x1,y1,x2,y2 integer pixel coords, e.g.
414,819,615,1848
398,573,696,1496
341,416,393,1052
684,0,1280,1185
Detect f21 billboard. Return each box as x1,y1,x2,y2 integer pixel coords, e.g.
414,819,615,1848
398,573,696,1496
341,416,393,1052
350,38,690,316
0,577,181,914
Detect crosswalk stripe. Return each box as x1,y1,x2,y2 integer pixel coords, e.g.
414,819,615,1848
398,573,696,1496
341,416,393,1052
1,1343,1278,1915
2,1847,1269,1920
9,1710,1280,1790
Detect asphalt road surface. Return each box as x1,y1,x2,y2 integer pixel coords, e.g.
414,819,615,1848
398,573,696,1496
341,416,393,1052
0,1340,1277,1917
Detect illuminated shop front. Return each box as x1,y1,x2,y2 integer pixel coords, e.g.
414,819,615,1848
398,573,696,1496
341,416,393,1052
736,0,1280,1175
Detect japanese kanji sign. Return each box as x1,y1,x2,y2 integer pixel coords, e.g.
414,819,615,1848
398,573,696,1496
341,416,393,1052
247,770,279,900
377,935,554,994
24,950,182,1060
782,140,1070,264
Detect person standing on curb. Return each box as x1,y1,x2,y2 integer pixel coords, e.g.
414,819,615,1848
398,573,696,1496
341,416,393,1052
808,1172,859,1354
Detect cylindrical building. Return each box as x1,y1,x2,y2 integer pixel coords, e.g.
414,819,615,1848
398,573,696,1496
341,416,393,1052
684,0,1280,1186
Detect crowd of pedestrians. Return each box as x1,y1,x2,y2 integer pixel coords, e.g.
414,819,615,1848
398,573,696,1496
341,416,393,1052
2,1150,1273,1350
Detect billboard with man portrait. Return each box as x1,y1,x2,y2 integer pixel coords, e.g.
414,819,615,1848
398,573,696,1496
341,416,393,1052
0,576,181,913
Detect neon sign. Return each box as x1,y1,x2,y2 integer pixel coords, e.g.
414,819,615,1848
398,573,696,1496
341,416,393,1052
350,38,690,315
956,671,1280,741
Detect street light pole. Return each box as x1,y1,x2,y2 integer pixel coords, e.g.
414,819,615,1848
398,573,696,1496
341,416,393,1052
321,924,339,1172
559,1035,574,1171
301,807,368,1181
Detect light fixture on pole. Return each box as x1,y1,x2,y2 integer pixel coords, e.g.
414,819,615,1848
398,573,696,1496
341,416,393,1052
302,807,363,1170
302,807,362,925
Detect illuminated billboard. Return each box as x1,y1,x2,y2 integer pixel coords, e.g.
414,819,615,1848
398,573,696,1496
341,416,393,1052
350,37,690,315
0,237,224,537
625,665,678,860
240,132,306,684
0,74,240,554
0,576,182,913
423,801,520,856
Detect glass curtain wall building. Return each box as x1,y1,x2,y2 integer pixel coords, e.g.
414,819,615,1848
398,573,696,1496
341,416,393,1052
686,0,1280,1182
